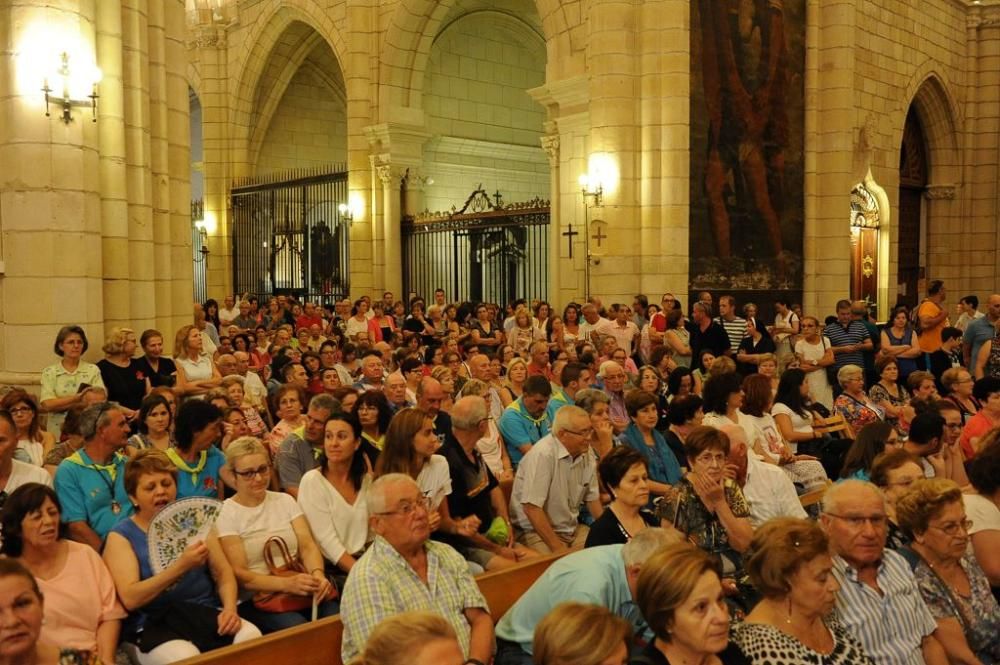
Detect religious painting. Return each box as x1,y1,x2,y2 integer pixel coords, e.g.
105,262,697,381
689,0,805,296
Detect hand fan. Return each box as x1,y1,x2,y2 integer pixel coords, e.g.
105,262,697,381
148,496,223,574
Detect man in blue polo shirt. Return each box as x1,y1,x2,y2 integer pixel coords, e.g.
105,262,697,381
546,362,593,421
964,294,1000,368
494,529,677,665
498,375,552,465
825,299,873,386
54,402,133,550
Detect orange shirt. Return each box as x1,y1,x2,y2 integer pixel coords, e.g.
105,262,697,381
917,300,945,352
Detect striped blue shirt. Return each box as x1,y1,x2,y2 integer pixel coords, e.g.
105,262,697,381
824,320,870,370
832,550,937,665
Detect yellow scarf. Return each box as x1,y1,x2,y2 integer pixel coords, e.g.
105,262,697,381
165,448,207,486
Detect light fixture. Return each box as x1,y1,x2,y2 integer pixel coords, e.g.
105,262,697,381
338,202,354,223
579,174,603,206
192,222,210,263
42,52,100,124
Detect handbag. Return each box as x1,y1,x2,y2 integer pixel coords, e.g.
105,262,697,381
251,536,314,613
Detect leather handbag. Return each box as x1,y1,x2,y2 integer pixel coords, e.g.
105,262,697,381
251,536,313,613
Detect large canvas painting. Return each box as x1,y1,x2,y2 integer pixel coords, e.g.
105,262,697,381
689,0,805,295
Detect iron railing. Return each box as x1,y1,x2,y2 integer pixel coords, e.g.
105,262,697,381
191,199,207,303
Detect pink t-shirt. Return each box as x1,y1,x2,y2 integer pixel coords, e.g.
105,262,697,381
38,541,126,651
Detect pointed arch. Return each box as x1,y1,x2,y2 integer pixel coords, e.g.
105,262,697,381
894,67,962,185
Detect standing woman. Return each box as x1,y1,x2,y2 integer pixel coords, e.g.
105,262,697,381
127,394,175,453
135,329,177,390
355,390,392,452
40,326,105,441
562,303,582,345
216,437,337,633
297,413,372,574
880,306,922,384
345,300,370,343
2,390,56,467
735,319,776,377
174,325,222,398
793,316,834,410
98,327,148,418
374,407,478,539
664,309,693,368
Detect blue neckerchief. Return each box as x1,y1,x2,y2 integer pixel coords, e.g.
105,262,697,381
620,422,682,485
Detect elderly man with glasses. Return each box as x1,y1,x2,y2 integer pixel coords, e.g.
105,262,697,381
821,480,948,665
339,473,493,664
509,405,603,554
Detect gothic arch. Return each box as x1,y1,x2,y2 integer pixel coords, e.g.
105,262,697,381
230,1,347,170
378,0,580,120
894,67,962,185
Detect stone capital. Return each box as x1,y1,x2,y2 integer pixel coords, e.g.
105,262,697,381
540,135,560,166
363,122,431,164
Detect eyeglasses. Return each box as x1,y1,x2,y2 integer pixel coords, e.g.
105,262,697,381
694,452,726,466
8,406,33,415
233,465,270,480
562,427,594,439
376,496,431,517
929,519,973,536
824,513,887,529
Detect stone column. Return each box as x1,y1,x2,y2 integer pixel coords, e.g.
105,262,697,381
376,160,403,298
0,1,106,384
540,133,562,303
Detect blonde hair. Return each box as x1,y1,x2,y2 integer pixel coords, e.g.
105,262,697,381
895,477,964,540
506,358,529,383
458,378,490,398
174,325,198,358
102,327,136,355
350,611,456,665
707,356,736,379
224,436,268,469
532,602,632,665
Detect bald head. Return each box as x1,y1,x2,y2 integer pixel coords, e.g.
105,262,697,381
451,395,488,434
217,353,237,376
468,354,491,381
417,377,445,417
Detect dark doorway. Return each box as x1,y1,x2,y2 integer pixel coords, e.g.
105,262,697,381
897,109,928,310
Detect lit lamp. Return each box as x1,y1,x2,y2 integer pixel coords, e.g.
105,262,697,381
193,218,210,263
42,52,100,124
579,174,602,206
338,202,354,223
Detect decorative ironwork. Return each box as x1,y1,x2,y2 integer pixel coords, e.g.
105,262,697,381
850,183,880,229
403,186,550,306
191,199,207,303
230,166,350,304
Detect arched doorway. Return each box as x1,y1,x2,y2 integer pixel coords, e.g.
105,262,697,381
897,108,928,310
850,182,881,317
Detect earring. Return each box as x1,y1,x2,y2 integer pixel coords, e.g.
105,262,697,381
786,596,793,624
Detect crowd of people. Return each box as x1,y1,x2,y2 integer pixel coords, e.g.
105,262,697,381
1,283,999,665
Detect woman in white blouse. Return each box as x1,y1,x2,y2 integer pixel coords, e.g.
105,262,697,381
297,413,372,574
173,325,222,398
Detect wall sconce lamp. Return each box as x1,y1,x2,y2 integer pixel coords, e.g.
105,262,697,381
579,174,603,206
193,220,210,263
42,52,100,124
338,202,354,223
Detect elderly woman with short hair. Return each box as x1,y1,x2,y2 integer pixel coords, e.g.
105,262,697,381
574,388,615,459
618,390,682,496
896,478,1000,664
734,518,873,664
868,356,912,436
833,364,884,434
98,327,148,418
40,326,106,441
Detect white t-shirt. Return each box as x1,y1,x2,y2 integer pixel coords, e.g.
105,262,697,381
741,412,786,462
964,493,1000,534
297,470,371,564
794,336,833,410
219,305,240,326
15,439,44,467
742,454,807,527
5,459,53,492
416,455,452,510
771,402,815,454
579,317,614,344
702,411,755,450
216,491,303,577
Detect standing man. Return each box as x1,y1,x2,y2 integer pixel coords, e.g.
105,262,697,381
964,293,1000,369
715,295,746,355
825,299,873,384
608,304,639,358
579,303,614,346
689,301,730,371
632,295,649,331
916,280,949,355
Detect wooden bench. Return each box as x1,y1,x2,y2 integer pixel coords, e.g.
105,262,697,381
177,551,567,665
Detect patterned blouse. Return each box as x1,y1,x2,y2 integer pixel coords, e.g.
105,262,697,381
868,382,910,436
833,393,883,434
733,618,875,665
913,549,1000,664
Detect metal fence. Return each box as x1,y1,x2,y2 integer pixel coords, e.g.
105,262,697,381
191,200,207,303
402,187,550,306
230,167,350,305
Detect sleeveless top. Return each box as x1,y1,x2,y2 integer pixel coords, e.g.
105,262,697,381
884,326,919,378
111,518,218,632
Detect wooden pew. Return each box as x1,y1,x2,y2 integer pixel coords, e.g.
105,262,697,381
177,551,567,665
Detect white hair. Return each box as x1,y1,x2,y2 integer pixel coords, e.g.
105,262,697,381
821,478,886,515
552,405,588,435
367,473,420,514
622,528,681,566
598,360,621,378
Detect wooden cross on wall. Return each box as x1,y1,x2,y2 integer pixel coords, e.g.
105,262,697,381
562,224,579,258
591,226,607,247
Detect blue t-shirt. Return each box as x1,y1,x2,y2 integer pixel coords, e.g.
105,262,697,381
965,316,996,368
545,388,574,422
54,450,133,539
172,446,226,499
498,399,552,465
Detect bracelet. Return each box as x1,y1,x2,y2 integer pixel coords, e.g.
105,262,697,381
310,568,324,575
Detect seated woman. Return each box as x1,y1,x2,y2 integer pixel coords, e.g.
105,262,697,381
656,427,754,603
297,413,372,576
868,357,913,436
374,407,476,539
222,376,268,438
498,357,528,408
173,324,222,399
127,394,175,454
507,306,537,359
170,400,231,499
574,389,616,460
532,602,632,665
869,448,924,551
355,390,392,452
356,611,465,665
740,374,827,491
1,389,56,466
756,354,780,396
103,450,260,663
663,394,704,467
98,327,148,419
267,385,307,456
637,365,670,431
906,370,940,404
959,377,1000,459
896,478,1000,664
940,367,979,426
0,558,101,665
838,421,899,481
585,447,658,547
964,431,1000,589
618,390,682,497
833,364,885,434
701,371,753,444
734,518,873,664
771,368,848,480
666,366,698,402
216,437,337,633
0,483,125,663
634,542,748,664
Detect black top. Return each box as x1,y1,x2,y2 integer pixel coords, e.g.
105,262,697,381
632,639,749,665
403,316,438,347
690,321,731,370
439,439,498,548
134,356,177,389
662,429,687,467
97,359,147,411
736,334,776,377
584,506,658,548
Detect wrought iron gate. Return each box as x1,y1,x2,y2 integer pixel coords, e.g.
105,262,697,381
191,200,208,303
402,187,549,305
230,167,350,304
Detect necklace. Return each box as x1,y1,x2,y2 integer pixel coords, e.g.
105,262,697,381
66,451,123,514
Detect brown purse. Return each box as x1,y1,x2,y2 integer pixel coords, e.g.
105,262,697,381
251,536,314,613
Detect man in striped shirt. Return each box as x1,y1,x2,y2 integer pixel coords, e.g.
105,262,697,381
825,299,874,377
821,480,948,665
715,295,746,355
